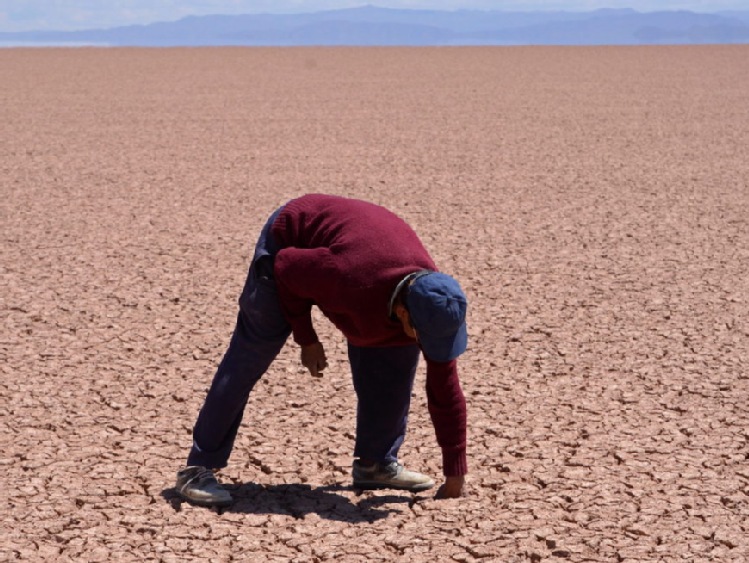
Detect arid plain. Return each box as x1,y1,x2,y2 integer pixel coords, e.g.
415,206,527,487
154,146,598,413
2,46,748,561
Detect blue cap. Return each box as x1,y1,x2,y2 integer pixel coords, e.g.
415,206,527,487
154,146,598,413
406,273,468,362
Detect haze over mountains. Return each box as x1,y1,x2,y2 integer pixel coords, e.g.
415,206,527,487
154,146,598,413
2,6,748,47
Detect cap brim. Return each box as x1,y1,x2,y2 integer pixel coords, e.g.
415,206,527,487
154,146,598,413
419,321,468,363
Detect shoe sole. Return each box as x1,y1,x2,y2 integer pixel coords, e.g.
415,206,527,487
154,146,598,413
175,489,233,508
353,480,435,492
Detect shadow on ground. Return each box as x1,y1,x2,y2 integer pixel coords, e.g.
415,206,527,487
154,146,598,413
162,483,420,523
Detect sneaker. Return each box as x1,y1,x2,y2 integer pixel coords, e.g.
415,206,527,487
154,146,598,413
175,466,233,507
352,460,435,492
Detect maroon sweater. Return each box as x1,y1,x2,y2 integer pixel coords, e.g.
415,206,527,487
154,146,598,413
271,194,467,476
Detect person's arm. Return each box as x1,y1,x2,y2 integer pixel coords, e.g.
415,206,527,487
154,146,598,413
273,247,338,346
425,357,467,498
274,247,338,377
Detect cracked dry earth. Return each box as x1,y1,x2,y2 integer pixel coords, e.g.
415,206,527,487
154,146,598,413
2,46,748,562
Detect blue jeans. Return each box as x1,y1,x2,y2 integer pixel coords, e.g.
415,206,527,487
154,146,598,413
349,342,419,465
186,208,420,469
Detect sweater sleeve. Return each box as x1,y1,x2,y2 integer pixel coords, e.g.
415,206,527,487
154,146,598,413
273,246,337,346
425,357,468,477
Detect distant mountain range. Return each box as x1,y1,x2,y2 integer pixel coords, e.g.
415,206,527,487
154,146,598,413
2,6,749,47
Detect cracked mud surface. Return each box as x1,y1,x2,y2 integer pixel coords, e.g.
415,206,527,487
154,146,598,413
2,46,748,561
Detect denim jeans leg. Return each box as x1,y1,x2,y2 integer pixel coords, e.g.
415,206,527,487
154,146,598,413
187,209,289,469
348,343,420,465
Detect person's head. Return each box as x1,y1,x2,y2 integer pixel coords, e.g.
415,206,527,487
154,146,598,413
390,271,468,362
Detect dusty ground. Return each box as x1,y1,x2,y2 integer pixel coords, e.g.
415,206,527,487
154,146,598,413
2,46,748,562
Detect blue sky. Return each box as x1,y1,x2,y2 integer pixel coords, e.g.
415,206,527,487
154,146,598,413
1,1,747,32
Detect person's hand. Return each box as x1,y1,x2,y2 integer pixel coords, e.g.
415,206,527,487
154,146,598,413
435,475,465,499
301,342,327,377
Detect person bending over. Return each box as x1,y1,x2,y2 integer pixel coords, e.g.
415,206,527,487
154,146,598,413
175,193,468,506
